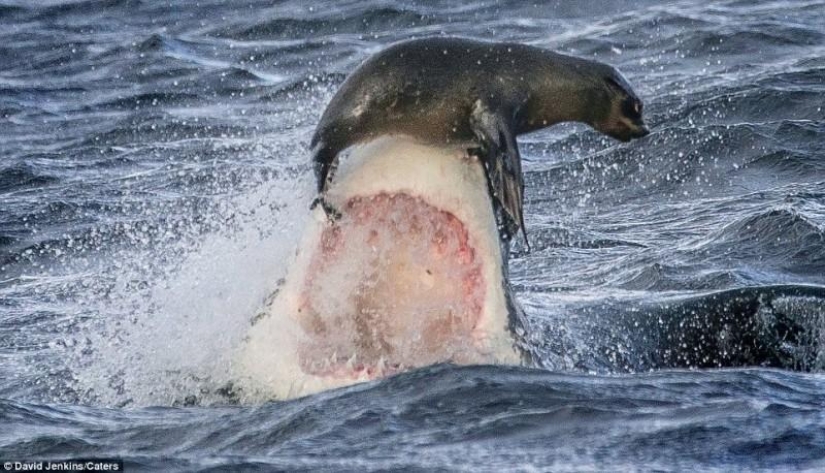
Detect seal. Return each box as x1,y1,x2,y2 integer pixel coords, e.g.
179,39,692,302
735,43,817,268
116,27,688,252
310,36,650,245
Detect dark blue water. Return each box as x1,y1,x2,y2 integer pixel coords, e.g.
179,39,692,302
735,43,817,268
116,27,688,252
1,1,824,471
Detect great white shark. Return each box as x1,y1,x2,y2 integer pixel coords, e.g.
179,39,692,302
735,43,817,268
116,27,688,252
237,137,530,399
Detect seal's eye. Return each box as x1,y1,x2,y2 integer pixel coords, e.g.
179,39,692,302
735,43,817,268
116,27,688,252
622,98,641,119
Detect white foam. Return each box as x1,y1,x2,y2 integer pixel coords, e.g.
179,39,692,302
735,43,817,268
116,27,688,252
70,173,313,406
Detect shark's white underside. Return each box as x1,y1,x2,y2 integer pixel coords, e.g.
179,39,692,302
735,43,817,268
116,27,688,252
236,136,521,400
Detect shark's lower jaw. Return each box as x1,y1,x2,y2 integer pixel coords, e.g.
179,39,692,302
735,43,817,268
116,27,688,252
296,192,486,380
237,136,521,399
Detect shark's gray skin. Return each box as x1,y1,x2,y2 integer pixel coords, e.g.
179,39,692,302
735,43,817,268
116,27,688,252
310,36,649,245
621,285,825,371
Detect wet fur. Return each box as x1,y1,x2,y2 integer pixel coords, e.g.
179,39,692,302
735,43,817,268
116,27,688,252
311,37,649,240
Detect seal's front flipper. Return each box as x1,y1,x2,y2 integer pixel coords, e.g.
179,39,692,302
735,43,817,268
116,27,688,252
309,141,342,222
311,141,339,195
469,101,530,250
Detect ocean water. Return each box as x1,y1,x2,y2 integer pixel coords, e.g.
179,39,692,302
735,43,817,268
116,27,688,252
1,0,824,471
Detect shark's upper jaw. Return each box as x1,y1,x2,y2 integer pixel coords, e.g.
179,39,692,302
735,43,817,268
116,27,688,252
295,192,487,381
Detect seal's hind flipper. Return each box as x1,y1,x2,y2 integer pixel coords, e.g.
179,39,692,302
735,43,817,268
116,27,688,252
310,195,342,222
469,101,530,251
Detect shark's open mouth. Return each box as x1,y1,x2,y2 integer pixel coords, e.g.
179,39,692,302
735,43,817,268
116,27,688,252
295,192,486,380
237,137,521,399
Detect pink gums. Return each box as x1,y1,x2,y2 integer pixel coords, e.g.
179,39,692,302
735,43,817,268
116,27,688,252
295,193,486,380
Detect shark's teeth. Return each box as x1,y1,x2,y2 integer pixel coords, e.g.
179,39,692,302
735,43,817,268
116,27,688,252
345,353,357,370
303,350,409,379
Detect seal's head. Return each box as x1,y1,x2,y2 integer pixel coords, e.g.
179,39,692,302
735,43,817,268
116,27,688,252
592,68,650,142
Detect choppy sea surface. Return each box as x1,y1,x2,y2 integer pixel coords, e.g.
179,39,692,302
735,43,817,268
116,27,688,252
2,0,825,471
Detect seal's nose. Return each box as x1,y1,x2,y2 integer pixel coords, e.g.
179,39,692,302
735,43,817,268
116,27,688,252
633,123,650,138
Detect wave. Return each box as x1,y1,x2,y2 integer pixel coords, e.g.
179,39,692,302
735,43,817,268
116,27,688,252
661,25,824,57
2,365,824,470
209,6,432,41
0,164,59,193
702,208,825,276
